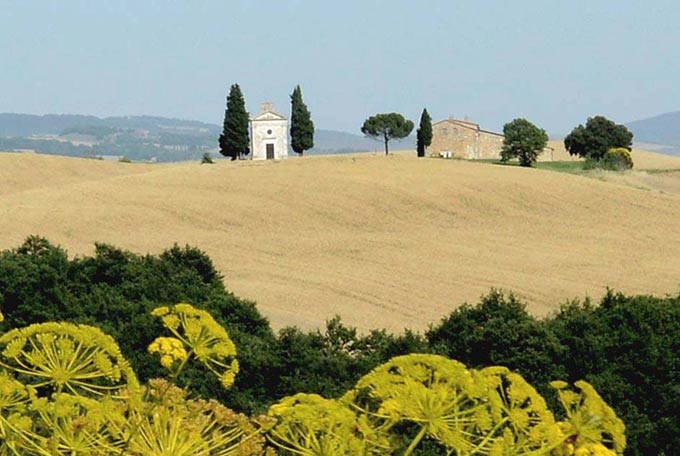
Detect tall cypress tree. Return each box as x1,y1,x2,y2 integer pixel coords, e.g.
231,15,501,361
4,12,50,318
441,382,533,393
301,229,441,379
290,85,315,156
219,84,250,160
416,108,433,158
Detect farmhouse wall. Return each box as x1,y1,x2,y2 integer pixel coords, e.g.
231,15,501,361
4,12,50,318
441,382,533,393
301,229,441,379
429,118,504,160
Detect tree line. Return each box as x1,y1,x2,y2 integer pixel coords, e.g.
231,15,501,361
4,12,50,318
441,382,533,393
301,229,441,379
218,83,634,168
0,237,676,454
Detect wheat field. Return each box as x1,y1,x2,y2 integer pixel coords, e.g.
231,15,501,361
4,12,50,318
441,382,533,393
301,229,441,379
1,150,679,332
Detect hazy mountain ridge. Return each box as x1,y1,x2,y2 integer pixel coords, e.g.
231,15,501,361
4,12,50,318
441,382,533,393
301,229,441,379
627,111,680,155
0,113,219,136
0,113,415,161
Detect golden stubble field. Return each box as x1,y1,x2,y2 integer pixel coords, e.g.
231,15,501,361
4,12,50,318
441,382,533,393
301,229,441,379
1,150,679,332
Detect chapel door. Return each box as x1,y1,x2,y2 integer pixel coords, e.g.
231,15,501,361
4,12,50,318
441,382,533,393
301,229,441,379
266,144,275,160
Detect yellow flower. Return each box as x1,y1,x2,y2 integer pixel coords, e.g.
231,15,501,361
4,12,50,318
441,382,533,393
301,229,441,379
148,336,188,370
150,303,239,389
552,380,626,454
268,393,390,455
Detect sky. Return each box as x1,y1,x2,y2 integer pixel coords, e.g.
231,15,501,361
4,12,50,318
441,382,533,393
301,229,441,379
1,0,679,134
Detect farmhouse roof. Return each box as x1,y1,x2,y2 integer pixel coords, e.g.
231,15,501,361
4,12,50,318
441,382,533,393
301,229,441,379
433,117,504,137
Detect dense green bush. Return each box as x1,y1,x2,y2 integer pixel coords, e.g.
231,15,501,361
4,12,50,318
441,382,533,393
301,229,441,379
0,236,277,413
0,237,677,454
545,291,679,455
601,147,634,170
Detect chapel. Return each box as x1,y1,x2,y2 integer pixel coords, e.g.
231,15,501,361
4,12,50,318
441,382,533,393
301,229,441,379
249,102,288,160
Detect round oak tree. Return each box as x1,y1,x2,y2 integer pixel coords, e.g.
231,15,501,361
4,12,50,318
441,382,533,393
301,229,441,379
564,115,633,161
219,84,250,160
500,118,549,167
290,85,315,156
361,113,414,155
416,108,433,158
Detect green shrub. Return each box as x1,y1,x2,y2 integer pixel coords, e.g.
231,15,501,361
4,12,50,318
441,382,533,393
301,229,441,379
0,236,277,414
201,152,215,164
601,147,634,170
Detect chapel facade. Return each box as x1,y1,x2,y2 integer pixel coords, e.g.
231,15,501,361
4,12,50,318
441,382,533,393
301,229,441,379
429,117,504,160
249,102,288,160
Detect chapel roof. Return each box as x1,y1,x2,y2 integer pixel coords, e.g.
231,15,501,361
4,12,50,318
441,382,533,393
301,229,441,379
251,102,287,121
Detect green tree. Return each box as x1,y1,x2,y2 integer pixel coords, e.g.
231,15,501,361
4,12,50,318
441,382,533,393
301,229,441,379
219,84,250,160
500,118,549,167
416,108,432,158
564,115,633,161
361,113,414,155
289,85,315,156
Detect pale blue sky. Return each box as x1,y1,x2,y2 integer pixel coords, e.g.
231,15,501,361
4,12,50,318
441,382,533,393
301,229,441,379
1,0,678,134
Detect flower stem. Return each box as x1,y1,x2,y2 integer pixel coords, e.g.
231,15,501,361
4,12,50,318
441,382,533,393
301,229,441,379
403,425,428,456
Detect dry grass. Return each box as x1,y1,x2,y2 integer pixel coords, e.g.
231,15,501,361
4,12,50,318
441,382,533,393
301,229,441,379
1,151,679,333
546,140,680,170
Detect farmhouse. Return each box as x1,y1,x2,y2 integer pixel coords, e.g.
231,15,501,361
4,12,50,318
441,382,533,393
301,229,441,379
430,117,504,160
249,102,288,160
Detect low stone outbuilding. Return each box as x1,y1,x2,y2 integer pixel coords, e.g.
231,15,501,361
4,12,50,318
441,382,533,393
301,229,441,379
429,117,504,159
249,102,288,160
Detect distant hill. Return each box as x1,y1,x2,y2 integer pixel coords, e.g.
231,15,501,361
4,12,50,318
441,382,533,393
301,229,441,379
1,152,679,331
0,113,219,136
311,129,414,154
627,111,680,155
0,113,414,161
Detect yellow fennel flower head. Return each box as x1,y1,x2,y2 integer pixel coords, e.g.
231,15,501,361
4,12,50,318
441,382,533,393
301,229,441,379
219,360,239,389
348,354,561,455
268,393,390,455
129,378,265,455
28,392,128,455
150,303,239,389
0,371,27,399
552,380,626,455
0,322,139,400
573,442,617,456
478,367,557,453
348,354,483,452
148,336,188,370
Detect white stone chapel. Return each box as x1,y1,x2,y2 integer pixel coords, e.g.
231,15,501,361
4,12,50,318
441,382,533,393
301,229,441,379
249,102,288,160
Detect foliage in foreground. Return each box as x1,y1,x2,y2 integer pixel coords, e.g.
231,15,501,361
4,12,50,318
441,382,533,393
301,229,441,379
0,238,676,454
0,303,624,455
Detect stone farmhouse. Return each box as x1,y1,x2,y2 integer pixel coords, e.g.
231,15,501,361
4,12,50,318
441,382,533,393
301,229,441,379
249,102,288,160
429,117,504,160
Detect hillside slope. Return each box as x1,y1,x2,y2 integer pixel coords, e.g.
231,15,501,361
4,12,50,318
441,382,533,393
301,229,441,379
1,152,679,332
627,111,680,146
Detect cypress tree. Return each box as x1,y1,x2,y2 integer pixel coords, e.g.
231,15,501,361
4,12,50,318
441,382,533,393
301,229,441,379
416,108,433,158
219,84,250,160
290,85,315,156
